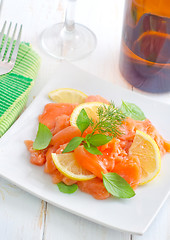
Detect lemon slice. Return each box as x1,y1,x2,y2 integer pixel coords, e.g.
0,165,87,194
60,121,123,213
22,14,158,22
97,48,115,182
48,88,87,104
129,130,161,185
52,152,95,181
70,102,107,127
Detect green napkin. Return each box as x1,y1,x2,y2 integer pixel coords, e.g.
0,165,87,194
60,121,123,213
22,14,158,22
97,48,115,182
0,42,40,137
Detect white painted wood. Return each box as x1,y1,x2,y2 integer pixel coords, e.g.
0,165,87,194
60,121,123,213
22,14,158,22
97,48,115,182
44,203,130,240
0,178,45,240
0,0,170,239
133,197,170,240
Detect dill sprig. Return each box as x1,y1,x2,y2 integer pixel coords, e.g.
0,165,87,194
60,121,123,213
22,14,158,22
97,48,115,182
90,102,126,137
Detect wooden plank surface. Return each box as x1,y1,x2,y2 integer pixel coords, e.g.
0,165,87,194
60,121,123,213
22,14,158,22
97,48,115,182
0,178,45,240
44,204,130,240
134,197,170,240
0,0,170,239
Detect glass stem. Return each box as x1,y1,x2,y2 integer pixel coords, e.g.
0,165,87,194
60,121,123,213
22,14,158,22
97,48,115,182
64,0,76,32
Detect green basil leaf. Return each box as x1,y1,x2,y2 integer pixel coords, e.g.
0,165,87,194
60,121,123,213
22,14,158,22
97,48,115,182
33,123,52,150
62,137,84,153
88,134,113,147
102,172,135,198
84,143,103,155
76,109,90,134
57,182,78,194
121,101,146,121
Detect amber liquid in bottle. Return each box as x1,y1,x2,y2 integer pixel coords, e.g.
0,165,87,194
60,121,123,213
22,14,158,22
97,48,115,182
120,0,170,93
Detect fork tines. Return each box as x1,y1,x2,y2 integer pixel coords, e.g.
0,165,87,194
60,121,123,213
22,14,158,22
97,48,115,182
0,21,22,63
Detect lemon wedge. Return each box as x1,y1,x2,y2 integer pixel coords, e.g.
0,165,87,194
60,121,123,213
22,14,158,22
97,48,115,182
48,88,87,104
129,130,161,185
52,153,95,181
70,102,107,127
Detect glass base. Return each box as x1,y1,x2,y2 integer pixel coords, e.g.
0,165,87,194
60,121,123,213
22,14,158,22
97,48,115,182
41,23,97,61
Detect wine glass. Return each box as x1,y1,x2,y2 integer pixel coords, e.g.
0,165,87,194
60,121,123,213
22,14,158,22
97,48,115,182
41,0,97,61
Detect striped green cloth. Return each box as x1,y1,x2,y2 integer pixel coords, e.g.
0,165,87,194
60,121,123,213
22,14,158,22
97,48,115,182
0,42,40,137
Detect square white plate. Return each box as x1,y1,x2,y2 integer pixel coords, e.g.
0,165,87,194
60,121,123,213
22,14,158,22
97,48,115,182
0,63,170,235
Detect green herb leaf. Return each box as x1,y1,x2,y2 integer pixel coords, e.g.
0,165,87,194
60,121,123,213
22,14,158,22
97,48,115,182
76,109,90,134
88,134,113,147
62,137,84,153
57,182,78,194
92,103,126,137
33,123,52,150
121,101,146,121
102,172,135,198
84,143,103,155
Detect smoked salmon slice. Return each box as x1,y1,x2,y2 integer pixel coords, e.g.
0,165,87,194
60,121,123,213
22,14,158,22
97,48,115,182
77,178,111,200
74,146,108,179
38,103,76,130
51,126,81,146
24,140,46,166
85,95,109,104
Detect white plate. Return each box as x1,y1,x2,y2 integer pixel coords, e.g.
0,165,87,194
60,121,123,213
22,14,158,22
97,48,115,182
0,63,170,235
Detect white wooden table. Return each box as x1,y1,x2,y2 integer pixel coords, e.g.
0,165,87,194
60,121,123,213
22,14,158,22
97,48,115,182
1,0,170,239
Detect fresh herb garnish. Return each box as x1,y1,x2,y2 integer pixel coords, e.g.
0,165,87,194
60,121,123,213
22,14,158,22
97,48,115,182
62,137,84,153
121,101,146,121
63,103,125,155
57,182,78,194
33,123,52,150
83,143,103,155
76,108,90,134
102,172,135,198
87,134,113,147
92,103,126,137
